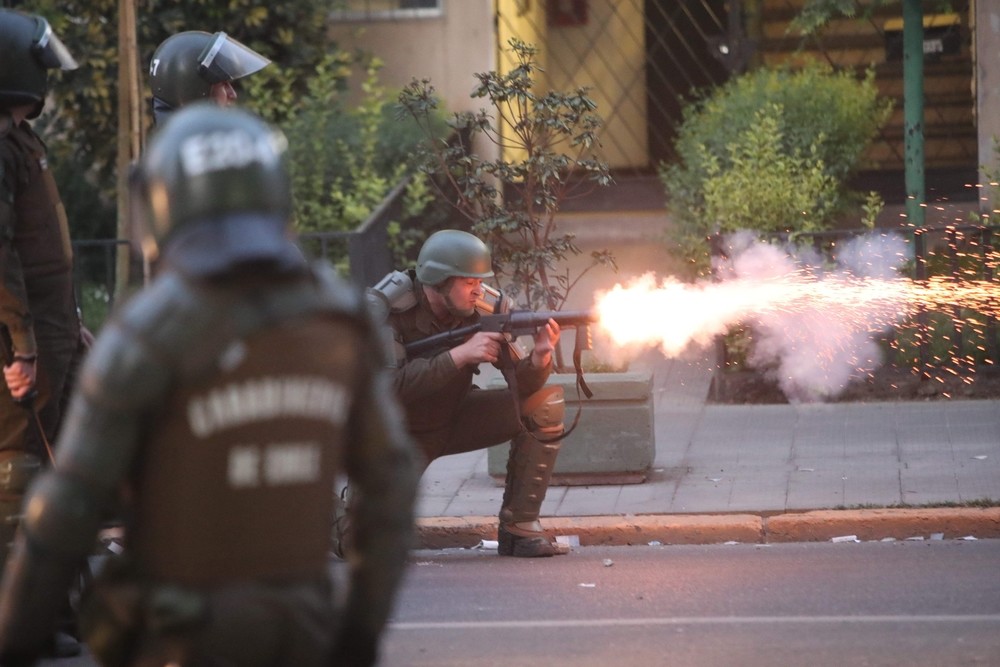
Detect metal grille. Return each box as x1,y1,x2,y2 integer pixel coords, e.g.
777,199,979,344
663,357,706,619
495,0,977,176
496,0,731,170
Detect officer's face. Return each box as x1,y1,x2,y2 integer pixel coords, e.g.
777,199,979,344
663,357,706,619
209,81,238,107
444,278,483,318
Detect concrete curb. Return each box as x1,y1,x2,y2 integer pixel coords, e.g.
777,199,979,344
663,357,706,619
415,508,1000,549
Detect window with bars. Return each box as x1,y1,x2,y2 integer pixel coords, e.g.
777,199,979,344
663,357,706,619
330,0,443,21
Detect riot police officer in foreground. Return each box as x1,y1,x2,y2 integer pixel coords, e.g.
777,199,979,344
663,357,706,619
0,104,420,666
149,30,271,125
0,8,84,659
367,230,568,557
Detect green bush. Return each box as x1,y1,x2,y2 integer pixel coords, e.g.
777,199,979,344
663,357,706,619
244,54,448,265
660,63,892,276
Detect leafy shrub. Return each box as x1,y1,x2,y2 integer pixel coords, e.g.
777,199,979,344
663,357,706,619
244,54,448,268
660,63,892,276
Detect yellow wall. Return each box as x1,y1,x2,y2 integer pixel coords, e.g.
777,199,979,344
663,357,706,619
328,0,651,170
326,2,494,115
545,1,648,169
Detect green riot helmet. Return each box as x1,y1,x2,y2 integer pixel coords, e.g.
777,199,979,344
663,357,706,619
416,230,494,286
132,103,302,277
149,31,270,114
0,9,78,117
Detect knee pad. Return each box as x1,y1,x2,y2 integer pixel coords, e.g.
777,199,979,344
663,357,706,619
520,385,564,434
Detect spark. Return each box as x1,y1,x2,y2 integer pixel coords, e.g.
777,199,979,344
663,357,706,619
596,272,998,353
590,233,998,403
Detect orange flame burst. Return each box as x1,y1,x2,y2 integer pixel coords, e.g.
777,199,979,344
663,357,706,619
595,271,999,358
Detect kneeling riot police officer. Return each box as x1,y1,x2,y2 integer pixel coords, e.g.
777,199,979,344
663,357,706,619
367,230,567,557
149,30,271,125
0,104,419,666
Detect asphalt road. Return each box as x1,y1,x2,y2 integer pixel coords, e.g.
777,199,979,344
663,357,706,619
41,540,1000,667
380,540,1000,667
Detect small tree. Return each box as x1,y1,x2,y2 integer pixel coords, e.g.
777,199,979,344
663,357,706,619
398,39,615,313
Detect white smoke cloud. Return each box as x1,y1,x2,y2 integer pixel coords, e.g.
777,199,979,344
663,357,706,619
728,233,910,403
595,232,913,403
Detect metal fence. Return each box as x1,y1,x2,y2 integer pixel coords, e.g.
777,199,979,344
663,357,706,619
495,0,976,175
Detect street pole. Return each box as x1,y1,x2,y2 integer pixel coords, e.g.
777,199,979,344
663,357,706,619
116,0,142,298
902,0,925,227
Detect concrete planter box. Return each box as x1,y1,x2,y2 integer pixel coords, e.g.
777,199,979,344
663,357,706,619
487,370,655,485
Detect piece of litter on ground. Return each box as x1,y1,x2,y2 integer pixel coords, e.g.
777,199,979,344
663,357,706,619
648,540,662,546
708,477,722,482
555,535,580,547
831,535,859,543
961,535,979,541
602,559,614,567
930,533,944,541
905,536,924,541
971,455,988,460
724,541,740,546
880,537,897,542
476,540,499,550
579,583,596,588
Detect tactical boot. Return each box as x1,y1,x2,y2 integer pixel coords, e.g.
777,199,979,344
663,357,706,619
497,430,565,557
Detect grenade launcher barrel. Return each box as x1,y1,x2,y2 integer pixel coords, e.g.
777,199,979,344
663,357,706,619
404,309,598,359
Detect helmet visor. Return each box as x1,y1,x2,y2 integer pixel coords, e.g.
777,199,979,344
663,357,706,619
32,18,78,70
197,32,270,86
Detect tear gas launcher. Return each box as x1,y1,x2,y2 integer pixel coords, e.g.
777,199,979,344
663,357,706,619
403,309,598,359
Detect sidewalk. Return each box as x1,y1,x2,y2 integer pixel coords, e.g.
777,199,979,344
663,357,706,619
413,210,1000,547
415,349,1000,547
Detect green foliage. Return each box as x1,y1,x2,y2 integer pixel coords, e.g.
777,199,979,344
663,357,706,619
398,39,615,311
244,52,445,269
659,63,892,277
792,0,956,36
699,105,839,234
30,0,334,239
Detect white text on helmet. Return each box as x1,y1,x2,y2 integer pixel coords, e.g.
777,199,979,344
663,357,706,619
178,128,282,178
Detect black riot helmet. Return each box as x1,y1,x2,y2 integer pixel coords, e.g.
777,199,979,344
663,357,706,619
132,103,302,277
0,9,78,117
149,31,270,116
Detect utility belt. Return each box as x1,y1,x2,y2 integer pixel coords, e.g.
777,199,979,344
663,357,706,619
80,554,335,667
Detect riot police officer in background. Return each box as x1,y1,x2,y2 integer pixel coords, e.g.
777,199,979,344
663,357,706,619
149,30,271,125
367,230,568,557
0,8,84,658
0,104,420,666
